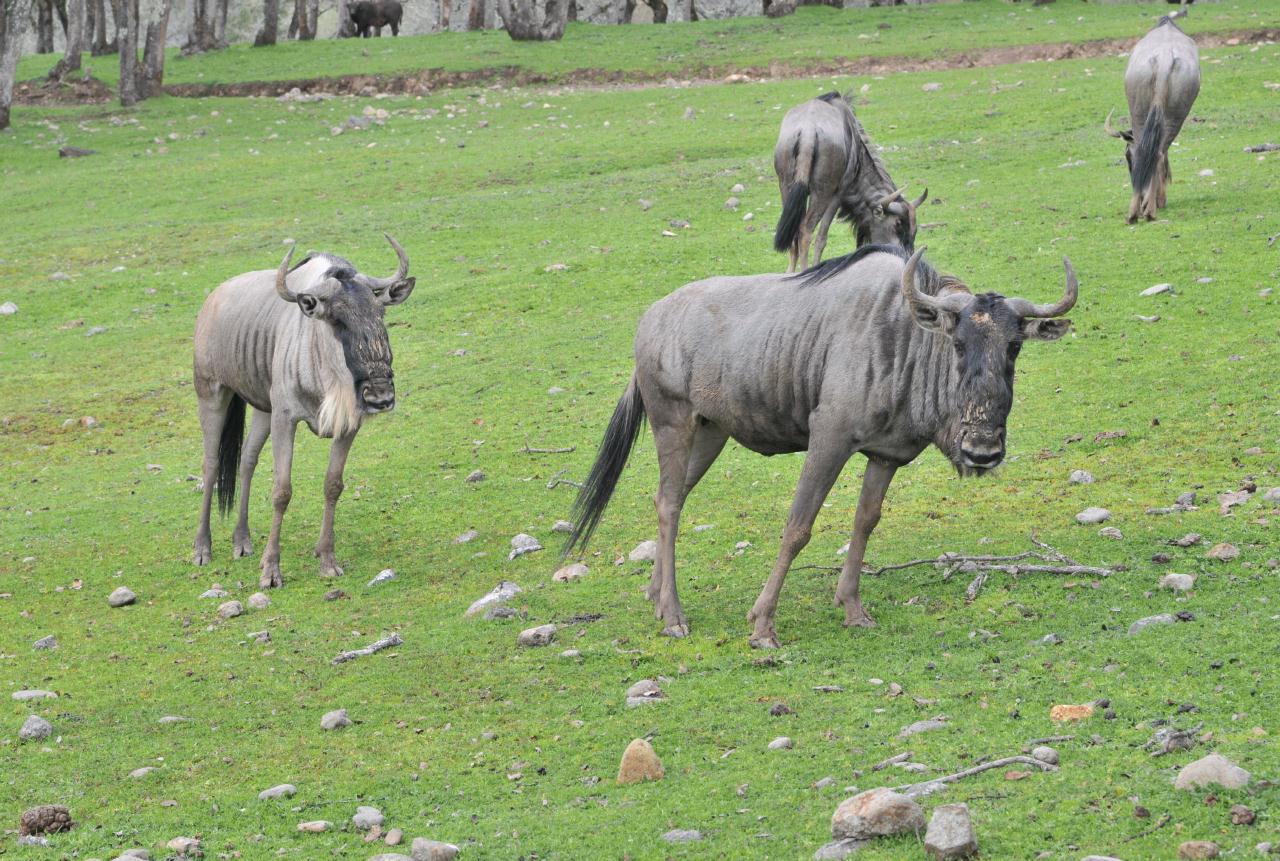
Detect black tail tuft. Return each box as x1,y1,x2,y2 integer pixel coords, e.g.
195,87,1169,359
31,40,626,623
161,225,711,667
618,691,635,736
216,394,245,517
1130,103,1164,196
774,181,809,253
563,378,646,557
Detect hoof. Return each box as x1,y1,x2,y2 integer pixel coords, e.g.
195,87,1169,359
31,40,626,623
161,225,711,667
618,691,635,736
319,562,344,579
232,538,253,559
259,564,284,589
662,623,689,639
843,614,877,629
193,545,211,566
749,633,780,650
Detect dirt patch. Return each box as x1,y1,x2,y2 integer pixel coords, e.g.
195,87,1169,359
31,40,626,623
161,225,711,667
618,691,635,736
14,74,115,105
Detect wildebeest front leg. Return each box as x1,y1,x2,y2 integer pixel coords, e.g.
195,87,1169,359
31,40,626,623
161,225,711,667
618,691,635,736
834,457,897,629
193,388,232,566
315,430,356,578
260,413,297,589
747,437,853,648
232,408,271,559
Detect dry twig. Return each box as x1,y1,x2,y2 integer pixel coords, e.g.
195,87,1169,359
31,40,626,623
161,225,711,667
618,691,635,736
331,633,403,666
521,436,575,454
1122,813,1171,843
871,751,914,772
894,755,1057,795
545,468,583,490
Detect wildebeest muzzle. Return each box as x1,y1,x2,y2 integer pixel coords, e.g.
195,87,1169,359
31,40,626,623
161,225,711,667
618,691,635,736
360,377,395,413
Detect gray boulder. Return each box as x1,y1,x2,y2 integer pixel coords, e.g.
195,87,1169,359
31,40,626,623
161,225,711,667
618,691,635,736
831,787,924,839
20,715,53,741
924,803,977,859
410,838,460,861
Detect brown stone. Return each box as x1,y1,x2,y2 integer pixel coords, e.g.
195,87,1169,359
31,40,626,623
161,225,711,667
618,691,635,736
1230,804,1256,826
1049,703,1095,722
1178,840,1220,859
831,787,924,839
18,805,74,836
617,738,664,785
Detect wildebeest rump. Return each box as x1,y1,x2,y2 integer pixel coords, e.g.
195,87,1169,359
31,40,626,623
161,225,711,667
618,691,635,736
773,93,924,272
350,0,403,37
192,235,415,588
565,245,1077,647
1105,11,1200,222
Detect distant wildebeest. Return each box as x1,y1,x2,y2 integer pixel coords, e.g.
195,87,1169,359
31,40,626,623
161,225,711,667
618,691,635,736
565,245,1077,647
773,92,925,273
350,0,403,37
192,236,415,588
1105,9,1200,223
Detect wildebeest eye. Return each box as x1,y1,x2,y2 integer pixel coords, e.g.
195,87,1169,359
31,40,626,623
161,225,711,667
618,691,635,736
1006,341,1022,361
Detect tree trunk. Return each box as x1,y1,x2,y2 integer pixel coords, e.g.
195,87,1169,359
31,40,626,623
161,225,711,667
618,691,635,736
117,0,137,105
1,0,34,130
36,0,55,52
497,0,566,40
89,0,115,54
303,0,317,38
137,0,168,95
438,0,449,30
213,0,227,45
333,0,352,36
763,0,795,16
48,0,84,77
467,0,484,29
186,0,220,51
286,0,298,37
255,0,278,43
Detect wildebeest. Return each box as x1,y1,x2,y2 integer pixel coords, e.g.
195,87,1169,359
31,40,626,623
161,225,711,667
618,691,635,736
192,236,415,588
773,92,925,273
565,245,1076,647
350,0,403,37
1105,9,1200,223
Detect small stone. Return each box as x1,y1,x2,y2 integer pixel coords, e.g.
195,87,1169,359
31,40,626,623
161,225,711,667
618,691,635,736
157,715,188,724
553,562,587,582
725,196,740,209
108,586,137,607
465,469,485,482
165,837,200,856
517,623,556,647
1207,543,1240,561
1099,526,1123,540
1176,491,1198,506
1160,573,1195,592
815,839,871,860
12,689,57,701
1179,841,1220,860
410,838,460,861
464,581,522,616
832,787,925,839
453,528,480,544
368,569,396,586
368,855,413,861
199,587,229,599
770,703,792,716
1231,804,1256,826
625,679,663,704
551,519,574,533
297,820,332,832
922,82,942,91
1075,507,1111,525
560,649,581,658
385,828,403,845
1175,753,1251,790
899,717,947,737
628,540,657,562
0,301,17,315
20,715,53,741
814,776,837,789
1141,282,1173,296
258,783,297,800
321,709,352,730
923,803,978,859
129,766,157,778
1050,704,1095,721
49,271,72,281
32,635,57,650
662,829,702,843
1031,746,1059,765
731,183,746,193
617,738,664,784
325,589,347,601
546,385,565,393
509,533,542,560
768,736,793,750
217,600,244,619
1263,487,1280,502
1041,633,1063,645
352,805,384,830
1128,614,1176,635
1174,533,1203,547
247,592,271,609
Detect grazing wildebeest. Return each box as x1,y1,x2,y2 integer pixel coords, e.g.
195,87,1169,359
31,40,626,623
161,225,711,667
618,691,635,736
773,92,925,273
350,0,403,37
192,236,415,588
565,245,1077,647
1105,9,1200,223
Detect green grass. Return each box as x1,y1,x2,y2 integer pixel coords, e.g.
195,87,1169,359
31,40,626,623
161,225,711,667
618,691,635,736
14,0,1279,89
3,10,1280,861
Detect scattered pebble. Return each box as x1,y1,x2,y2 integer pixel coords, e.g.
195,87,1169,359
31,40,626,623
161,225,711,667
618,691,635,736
923,802,978,860
1075,507,1111,525
108,586,137,607
1128,614,1176,636
509,533,543,560
367,569,396,587
19,715,53,741
560,648,581,658
1175,753,1250,790
217,600,244,619
465,469,485,482
553,562,587,582
768,736,793,750
831,787,925,839
129,766,157,778
922,82,942,91
517,624,557,647
617,738,664,784
899,717,947,738
1160,573,1195,592
297,820,332,832
1041,633,1063,645
464,581,522,617
321,709,352,731
662,829,702,843
1069,469,1095,484
628,540,657,562
1141,283,1172,297
352,805,384,831
258,784,297,800
453,528,480,544
199,587,229,599
32,635,57,650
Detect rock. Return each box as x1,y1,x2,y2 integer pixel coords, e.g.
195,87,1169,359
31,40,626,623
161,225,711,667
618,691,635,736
1160,573,1195,592
1207,543,1240,561
116,850,150,859
768,736,793,750
1099,526,1123,540
166,837,200,856
560,648,581,658
86,325,107,336
464,581,522,616
384,828,403,845
1176,491,1198,506
899,717,947,738
1173,533,1202,547
1231,804,1256,825
410,838,460,861
814,776,837,789
617,738,664,784
1179,841,1220,859
258,783,297,800
628,540,657,562
249,626,270,642
298,820,332,832
353,805,384,830
551,519,574,533
692,0,755,19
731,183,746,193
368,569,397,586
1080,857,1124,861
453,528,480,544
247,592,271,609
832,787,924,839
508,533,542,560
1128,614,1176,635
724,196,740,209
626,679,663,701
1049,704,1095,722
199,587,229,599
48,271,72,281
18,804,74,836
465,469,485,482
325,589,347,601
12,689,57,701
662,829,702,843
32,635,57,650
1041,633,1063,645
1031,746,1059,765
1141,282,1173,296
217,600,244,619
922,82,942,92
1263,487,1280,503
1075,507,1111,525
553,562,587,582
368,855,413,861
924,803,977,859
20,715,53,741
1174,753,1251,790
517,624,556,647
0,301,17,315
157,715,188,724
108,586,137,607
321,709,352,730
815,839,871,860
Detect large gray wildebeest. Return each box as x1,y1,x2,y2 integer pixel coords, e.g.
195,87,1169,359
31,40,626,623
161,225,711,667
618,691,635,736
565,244,1077,648
1105,9,1200,223
773,92,925,273
192,236,415,588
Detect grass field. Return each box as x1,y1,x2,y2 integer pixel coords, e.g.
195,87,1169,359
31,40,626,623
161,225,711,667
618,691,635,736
2,2,1280,859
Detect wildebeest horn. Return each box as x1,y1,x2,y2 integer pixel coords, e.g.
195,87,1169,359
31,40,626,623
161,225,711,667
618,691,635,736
901,246,971,315
910,187,928,209
1103,109,1125,139
275,244,298,303
878,185,908,208
364,232,410,293
1006,258,1079,319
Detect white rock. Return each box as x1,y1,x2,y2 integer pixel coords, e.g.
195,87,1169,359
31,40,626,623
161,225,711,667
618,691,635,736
768,736,793,750
297,820,332,832
832,787,925,839
1174,753,1251,790
1075,507,1111,524
258,783,297,800
32,635,58,650
157,715,188,724
1031,745,1059,765
1128,613,1176,635
217,600,244,619
129,766,158,778
410,838,460,860
166,837,200,856
1099,526,1123,540
0,301,17,315
352,805,384,830
12,690,57,701
367,569,396,586
517,623,556,647
1141,283,1173,297
900,717,948,738
199,588,229,599
560,649,581,658
19,715,53,740
1160,573,1195,592
247,592,271,609
464,580,522,617
509,533,543,560
923,802,978,859
320,709,352,730
1068,469,1095,484
453,528,480,544
553,562,587,582
628,540,657,562
108,586,137,607
551,519,574,533
662,829,702,842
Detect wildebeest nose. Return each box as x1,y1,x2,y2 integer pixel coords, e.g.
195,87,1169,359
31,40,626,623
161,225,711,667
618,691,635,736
961,447,1002,467
362,382,395,412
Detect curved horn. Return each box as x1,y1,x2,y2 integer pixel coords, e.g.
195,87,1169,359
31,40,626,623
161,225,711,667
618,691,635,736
1103,109,1125,139
901,246,972,315
363,232,410,293
275,244,297,303
1006,258,1079,319
877,184,908,208
910,187,928,209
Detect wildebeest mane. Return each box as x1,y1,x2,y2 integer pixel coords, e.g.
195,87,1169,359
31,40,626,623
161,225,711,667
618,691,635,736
791,243,965,298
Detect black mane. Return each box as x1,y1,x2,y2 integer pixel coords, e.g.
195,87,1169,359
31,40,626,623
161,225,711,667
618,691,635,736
790,243,955,297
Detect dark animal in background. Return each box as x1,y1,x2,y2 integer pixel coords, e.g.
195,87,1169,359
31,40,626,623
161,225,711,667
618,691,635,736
350,0,404,37
565,245,1077,648
192,235,415,588
1105,9,1200,223
773,92,925,273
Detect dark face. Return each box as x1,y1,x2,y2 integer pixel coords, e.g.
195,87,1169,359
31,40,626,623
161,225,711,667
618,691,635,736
946,294,1023,473
866,201,916,251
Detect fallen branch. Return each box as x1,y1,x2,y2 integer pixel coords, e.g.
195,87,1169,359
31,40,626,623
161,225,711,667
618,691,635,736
521,437,575,454
1244,143,1279,153
964,571,988,603
1269,232,1280,248
545,468,583,490
871,751,913,772
1122,812,1171,843
331,632,403,666
1023,735,1073,752
894,755,1057,795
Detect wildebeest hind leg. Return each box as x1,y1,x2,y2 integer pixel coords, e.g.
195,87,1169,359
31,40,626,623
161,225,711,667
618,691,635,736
834,457,897,629
648,415,697,637
260,413,298,589
315,430,356,578
232,408,271,558
193,388,233,566
809,199,840,267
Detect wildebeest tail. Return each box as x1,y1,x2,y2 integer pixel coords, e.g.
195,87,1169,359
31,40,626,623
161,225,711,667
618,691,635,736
216,394,245,517
774,181,810,252
563,377,646,557
1130,102,1164,195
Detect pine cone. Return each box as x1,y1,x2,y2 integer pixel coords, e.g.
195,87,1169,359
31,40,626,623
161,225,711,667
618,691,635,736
18,804,74,836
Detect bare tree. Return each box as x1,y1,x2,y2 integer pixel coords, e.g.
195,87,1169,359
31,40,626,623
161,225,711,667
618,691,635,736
288,0,315,39
438,0,450,30
254,0,279,44
334,0,352,37
35,0,55,51
1,0,34,129
186,0,225,51
48,0,84,78
117,0,137,104
467,0,484,29
212,0,226,44
137,0,168,94
497,0,567,40
88,0,118,54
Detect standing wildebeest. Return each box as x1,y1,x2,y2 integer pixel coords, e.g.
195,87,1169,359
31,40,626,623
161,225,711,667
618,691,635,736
565,245,1077,647
350,0,403,37
773,93,925,273
192,236,415,588
1105,10,1200,223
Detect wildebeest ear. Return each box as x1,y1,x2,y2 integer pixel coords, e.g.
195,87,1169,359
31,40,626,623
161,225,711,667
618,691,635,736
1021,318,1070,341
376,277,416,306
296,293,328,319
907,303,960,337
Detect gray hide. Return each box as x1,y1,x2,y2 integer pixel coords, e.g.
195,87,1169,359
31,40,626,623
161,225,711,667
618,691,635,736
566,245,1076,648
192,235,415,588
773,93,924,272
1106,13,1200,223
